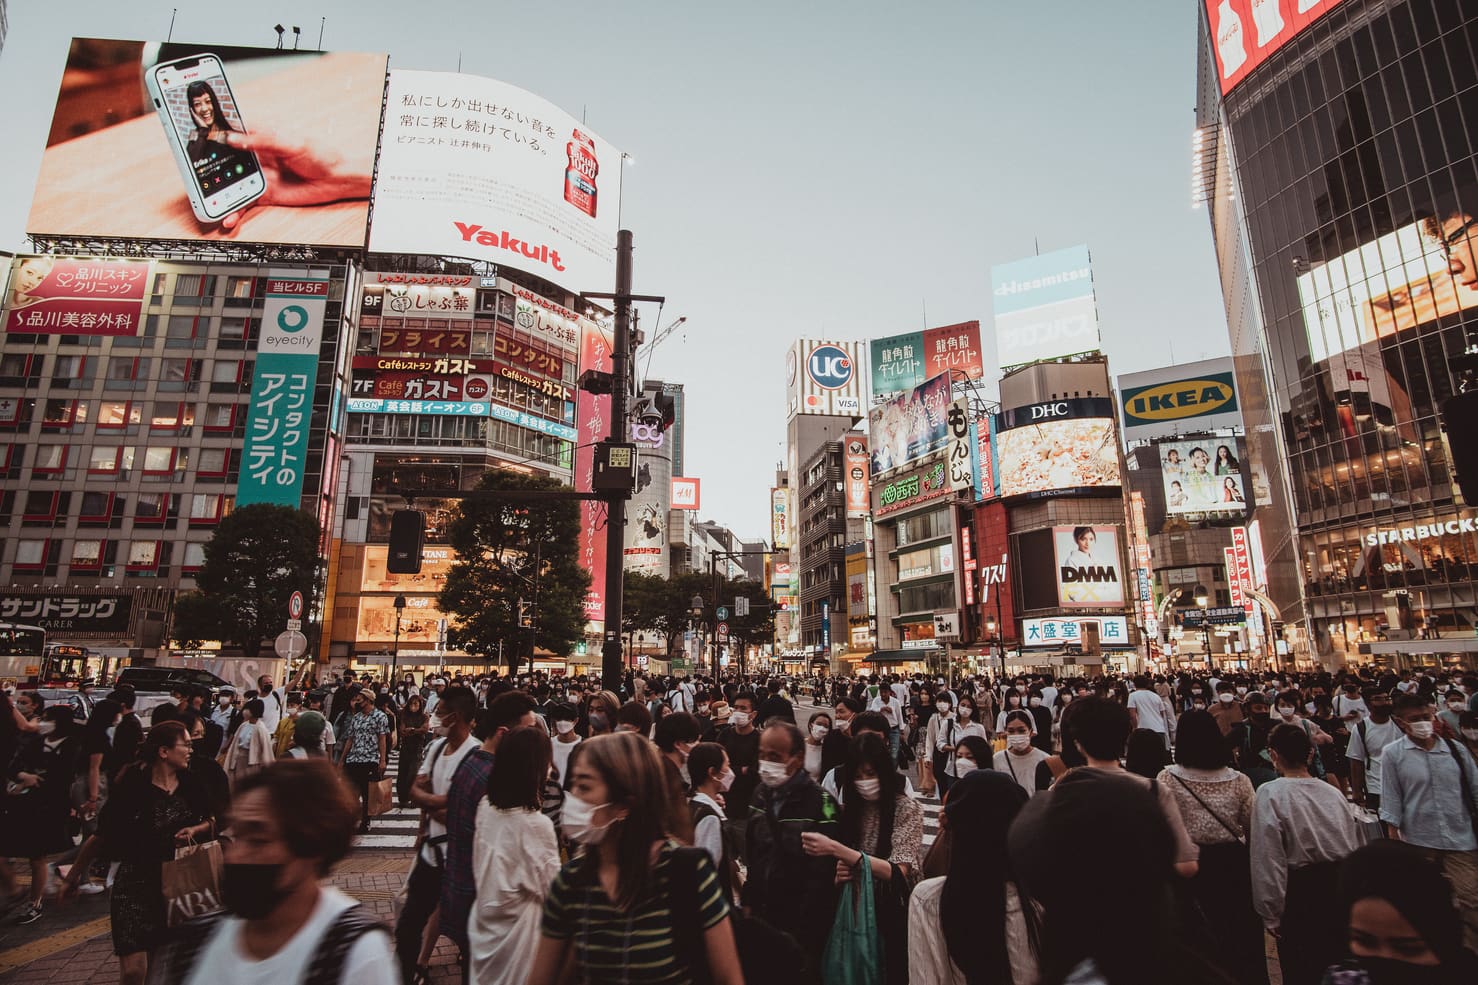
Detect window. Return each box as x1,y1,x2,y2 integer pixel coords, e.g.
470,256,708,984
79,491,113,521
97,401,139,428
23,490,58,520
14,540,47,568
225,277,255,301
211,360,242,384
159,358,193,391
150,402,194,430
52,355,91,384
105,357,149,387
203,404,237,430
196,447,229,475
172,274,216,302
42,399,81,427
32,444,66,473
127,541,159,568
165,315,197,344
190,494,223,523
0,353,31,381
183,542,207,570
89,446,120,473
220,317,248,342
135,494,164,520
72,540,102,566
142,447,176,474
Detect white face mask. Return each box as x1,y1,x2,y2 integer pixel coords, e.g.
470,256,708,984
955,756,977,773
729,712,750,729
958,706,972,719
936,702,950,713
1449,701,1466,711
1236,687,1248,695
811,724,830,741
219,697,232,707
1277,707,1297,720
560,795,614,845
1462,728,1478,741
1219,694,1235,703
758,760,792,788
697,703,710,714
1029,697,1043,707
555,720,576,735
854,777,881,801
716,769,735,791
1007,733,1032,750
36,721,56,736
1406,720,1435,740
432,718,450,737
1192,702,1206,711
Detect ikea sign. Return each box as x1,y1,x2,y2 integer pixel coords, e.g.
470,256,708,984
1121,372,1238,427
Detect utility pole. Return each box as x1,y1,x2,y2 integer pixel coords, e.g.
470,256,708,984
600,231,635,692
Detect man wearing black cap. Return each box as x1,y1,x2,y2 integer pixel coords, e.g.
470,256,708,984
1231,692,1279,787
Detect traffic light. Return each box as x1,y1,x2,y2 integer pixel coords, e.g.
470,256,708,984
387,509,426,574
518,600,533,628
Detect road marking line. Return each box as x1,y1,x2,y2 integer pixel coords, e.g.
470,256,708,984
0,915,111,974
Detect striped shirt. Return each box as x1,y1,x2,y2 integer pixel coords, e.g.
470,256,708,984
542,842,729,984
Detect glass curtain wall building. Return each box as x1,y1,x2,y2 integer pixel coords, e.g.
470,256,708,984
1198,0,1478,665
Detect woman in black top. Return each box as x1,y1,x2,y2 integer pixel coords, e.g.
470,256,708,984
397,693,429,807
98,721,214,985
3,704,82,922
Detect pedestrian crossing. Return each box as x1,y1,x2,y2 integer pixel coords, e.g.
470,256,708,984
353,750,945,851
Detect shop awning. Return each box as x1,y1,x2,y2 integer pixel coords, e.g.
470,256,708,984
862,648,941,663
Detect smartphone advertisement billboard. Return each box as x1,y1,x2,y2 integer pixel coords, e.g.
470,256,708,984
370,71,622,297
1053,525,1125,608
28,39,386,246
1158,438,1248,517
870,321,984,399
991,244,1100,370
993,397,1121,498
1205,0,1352,95
4,257,151,334
867,373,952,477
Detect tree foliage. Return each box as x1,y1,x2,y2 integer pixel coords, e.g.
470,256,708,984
439,470,591,673
619,571,774,660
170,504,321,658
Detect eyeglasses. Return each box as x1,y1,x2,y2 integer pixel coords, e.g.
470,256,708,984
1439,217,1478,259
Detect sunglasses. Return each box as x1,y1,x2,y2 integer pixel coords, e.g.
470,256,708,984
1440,217,1478,259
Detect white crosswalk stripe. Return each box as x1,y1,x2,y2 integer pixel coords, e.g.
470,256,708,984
355,749,944,851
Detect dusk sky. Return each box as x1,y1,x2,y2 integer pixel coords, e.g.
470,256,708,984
0,1,1231,540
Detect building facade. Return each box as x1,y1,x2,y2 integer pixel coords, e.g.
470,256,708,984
1198,0,1478,667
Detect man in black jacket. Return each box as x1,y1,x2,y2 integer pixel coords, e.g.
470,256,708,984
743,722,839,982
821,696,860,778
105,687,143,781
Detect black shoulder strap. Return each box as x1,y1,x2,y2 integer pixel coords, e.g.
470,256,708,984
304,904,391,985
1443,737,1478,824
667,847,712,985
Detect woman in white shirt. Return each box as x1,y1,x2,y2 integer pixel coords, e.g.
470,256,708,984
992,711,1048,798
224,697,274,786
687,742,734,899
803,711,831,780
995,690,1028,733
909,770,1036,985
954,697,987,744
470,726,562,985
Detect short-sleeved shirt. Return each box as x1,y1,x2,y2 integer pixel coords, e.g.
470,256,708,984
418,736,477,866
1128,690,1169,734
341,710,390,764
541,842,729,985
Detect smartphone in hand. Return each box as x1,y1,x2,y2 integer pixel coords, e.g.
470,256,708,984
145,53,266,222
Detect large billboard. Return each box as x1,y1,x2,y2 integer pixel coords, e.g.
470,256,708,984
770,488,790,550
1053,525,1126,608
870,322,984,399
576,317,615,625
786,340,865,418
4,257,151,334
1206,0,1352,95
867,373,952,477
370,70,622,296
1118,357,1241,438
624,421,673,578
1296,221,1478,364
993,398,1121,498
237,275,326,507
991,245,1099,370
1159,438,1248,517
28,39,386,246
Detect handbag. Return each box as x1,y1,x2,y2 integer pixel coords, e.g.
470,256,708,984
822,862,883,985
668,846,804,985
367,776,395,817
162,839,225,927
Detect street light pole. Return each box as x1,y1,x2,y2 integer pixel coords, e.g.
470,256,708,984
390,592,406,684
1193,582,1212,673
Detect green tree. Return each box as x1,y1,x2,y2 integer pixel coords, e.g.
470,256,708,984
723,578,775,667
439,470,591,674
170,504,321,658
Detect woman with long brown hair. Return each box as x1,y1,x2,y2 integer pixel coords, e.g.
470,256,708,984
526,732,743,985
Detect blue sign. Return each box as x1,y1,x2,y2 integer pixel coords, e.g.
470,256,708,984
806,344,854,390
345,398,578,442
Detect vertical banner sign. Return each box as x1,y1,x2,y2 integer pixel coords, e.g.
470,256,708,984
237,277,326,506
1224,547,1245,610
1230,527,1256,613
945,398,974,492
576,318,615,626
843,437,870,517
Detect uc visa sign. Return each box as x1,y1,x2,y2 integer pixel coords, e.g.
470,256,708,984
1120,372,1238,427
807,344,853,389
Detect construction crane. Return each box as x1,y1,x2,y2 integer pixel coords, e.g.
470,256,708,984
637,315,687,390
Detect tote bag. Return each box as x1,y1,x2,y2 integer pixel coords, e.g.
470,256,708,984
822,865,882,985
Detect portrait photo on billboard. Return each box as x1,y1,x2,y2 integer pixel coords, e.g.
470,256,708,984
28,38,387,246
867,373,952,477
1053,525,1125,608
1158,438,1248,516
994,417,1121,498
370,70,623,297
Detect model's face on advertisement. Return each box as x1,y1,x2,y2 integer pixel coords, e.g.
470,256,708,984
1076,530,1095,551
1191,449,1210,470
15,261,49,293
191,92,216,129
1442,215,1478,290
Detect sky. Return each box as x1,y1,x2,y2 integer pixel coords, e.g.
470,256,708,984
0,0,1231,541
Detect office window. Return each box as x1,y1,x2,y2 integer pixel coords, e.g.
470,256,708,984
42,398,81,426
23,490,58,520
203,404,237,430
183,542,207,570
14,540,48,568
211,359,242,384
96,401,139,428
32,445,66,473
225,276,254,299
220,317,248,341
197,447,229,475
88,446,122,473
127,541,159,568
159,358,194,390
190,494,222,522
150,402,194,430
72,540,103,565
142,447,176,473
79,491,113,520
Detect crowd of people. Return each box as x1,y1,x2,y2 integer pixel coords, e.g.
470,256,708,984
0,663,1475,985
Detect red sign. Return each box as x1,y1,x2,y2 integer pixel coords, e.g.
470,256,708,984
463,376,490,400
353,356,484,374
1205,0,1351,95
576,319,614,624
493,359,571,401
494,334,565,381
843,436,869,517
378,326,471,356
672,477,701,510
921,320,985,385
361,373,466,401
1230,526,1256,613
5,257,150,335
975,417,995,501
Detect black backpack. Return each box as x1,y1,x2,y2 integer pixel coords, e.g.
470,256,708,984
153,903,389,985
668,846,805,985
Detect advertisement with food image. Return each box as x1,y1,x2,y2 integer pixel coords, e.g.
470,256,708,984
993,409,1121,499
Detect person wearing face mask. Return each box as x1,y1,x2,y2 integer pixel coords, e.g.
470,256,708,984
224,699,275,789
270,693,304,758
802,711,832,781
1347,689,1402,814
993,711,1049,798
1438,689,1469,735
687,742,736,899
1377,693,1478,953
581,689,619,739
822,697,861,778
1209,682,1245,736
1232,693,1280,788
548,702,582,785
2,705,80,925
1250,724,1363,985
996,688,1027,733
1458,710,1478,763
654,712,702,845
151,760,395,985
922,695,958,797
1268,689,1332,781
803,731,922,985
210,688,236,751
526,732,744,985
335,687,390,834
718,695,761,848
743,722,841,976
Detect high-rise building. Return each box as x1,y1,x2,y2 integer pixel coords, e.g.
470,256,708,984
1196,0,1478,668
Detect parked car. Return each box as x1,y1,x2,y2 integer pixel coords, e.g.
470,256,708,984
114,666,230,695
